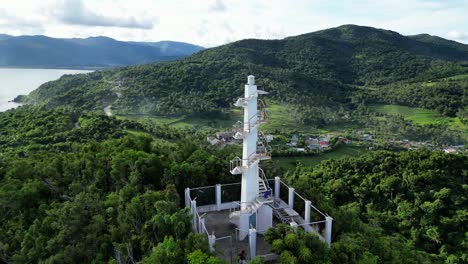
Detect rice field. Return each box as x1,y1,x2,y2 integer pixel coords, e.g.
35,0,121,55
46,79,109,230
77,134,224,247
370,104,466,130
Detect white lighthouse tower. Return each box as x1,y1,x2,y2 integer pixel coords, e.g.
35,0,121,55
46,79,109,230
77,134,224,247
230,75,273,239
185,75,333,258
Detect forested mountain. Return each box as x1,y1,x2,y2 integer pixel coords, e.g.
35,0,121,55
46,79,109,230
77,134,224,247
26,25,468,125
1,25,467,263
0,35,204,68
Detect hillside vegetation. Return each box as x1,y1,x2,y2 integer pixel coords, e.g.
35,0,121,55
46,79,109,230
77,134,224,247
0,105,465,263
270,150,467,263
26,25,467,128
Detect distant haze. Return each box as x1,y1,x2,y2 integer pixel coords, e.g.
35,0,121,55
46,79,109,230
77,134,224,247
0,35,204,69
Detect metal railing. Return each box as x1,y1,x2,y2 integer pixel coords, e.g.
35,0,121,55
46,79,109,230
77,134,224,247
186,177,333,247
221,182,241,204
258,168,272,195
194,210,210,236
230,157,242,174
190,185,217,207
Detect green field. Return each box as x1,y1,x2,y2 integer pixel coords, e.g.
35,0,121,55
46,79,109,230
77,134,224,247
444,73,468,81
370,104,466,130
119,103,326,134
118,110,242,130
261,103,322,134
273,144,369,171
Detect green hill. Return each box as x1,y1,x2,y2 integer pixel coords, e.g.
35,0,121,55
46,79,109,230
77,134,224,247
27,25,468,126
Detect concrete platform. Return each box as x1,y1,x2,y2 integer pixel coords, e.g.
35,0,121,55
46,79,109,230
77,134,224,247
204,209,274,262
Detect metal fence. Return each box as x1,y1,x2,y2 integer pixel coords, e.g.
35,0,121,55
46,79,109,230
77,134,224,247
190,185,216,207
221,182,242,203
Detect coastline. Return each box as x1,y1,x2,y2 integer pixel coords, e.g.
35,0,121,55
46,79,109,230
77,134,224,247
0,68,94,112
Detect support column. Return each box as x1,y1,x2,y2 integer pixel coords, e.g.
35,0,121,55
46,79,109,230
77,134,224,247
274,177,280,200
191,200,197,232
208,233,216,252
216,184,221,211
249,228,257,259
325,216,333,246
305,200,311,223
185,188,191,208
288,187,295,208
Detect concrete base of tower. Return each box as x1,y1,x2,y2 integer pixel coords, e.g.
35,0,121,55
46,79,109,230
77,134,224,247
257,204,273,233
239,213,250,240
233,202,273,240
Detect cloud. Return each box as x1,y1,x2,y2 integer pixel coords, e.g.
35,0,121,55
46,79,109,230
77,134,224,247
53,0,154,29
0,8,45,34
447,30,468,42
222,22,234,34
210,0,227,12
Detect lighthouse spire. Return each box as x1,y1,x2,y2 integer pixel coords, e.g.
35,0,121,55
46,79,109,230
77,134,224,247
230,75,271,237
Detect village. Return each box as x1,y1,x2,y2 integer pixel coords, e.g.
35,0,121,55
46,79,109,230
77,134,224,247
208,129,466,155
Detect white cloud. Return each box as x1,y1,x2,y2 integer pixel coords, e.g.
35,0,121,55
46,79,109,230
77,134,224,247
0,0,466,46
0,8,45,35
210,0,227,12
52,0,155,29
447,30,468,41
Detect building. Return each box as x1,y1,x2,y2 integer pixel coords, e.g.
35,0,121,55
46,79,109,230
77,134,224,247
207,136,220,145
287,134,299,146
185,76,333,262
338,137,351,144
320,141,329,149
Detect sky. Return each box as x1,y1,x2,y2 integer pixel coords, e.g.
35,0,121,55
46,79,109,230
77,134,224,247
0,0,467,47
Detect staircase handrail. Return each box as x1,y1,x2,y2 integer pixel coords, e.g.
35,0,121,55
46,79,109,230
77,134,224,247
258,167,272,192
230,156,242,172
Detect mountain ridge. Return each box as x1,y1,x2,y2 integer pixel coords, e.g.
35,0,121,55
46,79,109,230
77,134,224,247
26,25,468,125
0,34,204,69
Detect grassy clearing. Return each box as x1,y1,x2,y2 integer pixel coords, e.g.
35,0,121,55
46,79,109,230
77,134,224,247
118,110,242,130
126,130,151,137
261,103,322,134
273,144,368,171
444,74,468,81
119,102,327,134
370,104,466,130
422,73,467,86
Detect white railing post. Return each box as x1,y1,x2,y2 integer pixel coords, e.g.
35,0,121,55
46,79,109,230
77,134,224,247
325,216,333,246
185,188,191,208
216,184,222,211
249,228,257,259
305,200,311,223
288,187,295,208
290,221,298,229
208,233,216,252
191,200,197,232
274,177,280,200
199,217,205,234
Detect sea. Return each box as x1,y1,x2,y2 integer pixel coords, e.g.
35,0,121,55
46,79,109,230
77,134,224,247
0,68,92,112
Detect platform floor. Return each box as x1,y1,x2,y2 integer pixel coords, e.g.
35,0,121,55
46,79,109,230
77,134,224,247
204,210,274,262
200,198,326,262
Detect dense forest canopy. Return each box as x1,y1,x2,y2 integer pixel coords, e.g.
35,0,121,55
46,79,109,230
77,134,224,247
0,105,466,263
0,106,239,263
282,150,467,263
